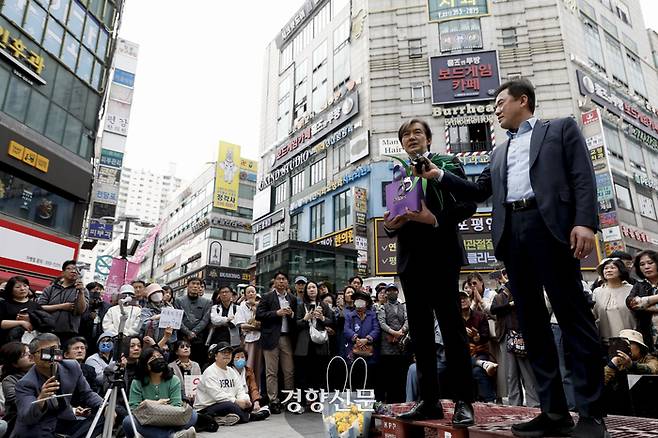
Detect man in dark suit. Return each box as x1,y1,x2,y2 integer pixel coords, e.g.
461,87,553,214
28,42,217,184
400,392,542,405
255,271,297,414
423,79,607,437
384,119,476,426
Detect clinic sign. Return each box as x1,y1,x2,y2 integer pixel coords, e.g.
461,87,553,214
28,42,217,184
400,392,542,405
429,50,500,105
576,70,658,139
271,91,359,169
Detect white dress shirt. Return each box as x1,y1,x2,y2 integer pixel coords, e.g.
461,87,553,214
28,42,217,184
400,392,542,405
505,116,538,202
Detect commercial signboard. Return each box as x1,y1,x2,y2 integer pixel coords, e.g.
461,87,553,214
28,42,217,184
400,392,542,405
374,218,397,275
252,209,285,234
100,149,124,168
0,218,78,277
353,187,368,276
88,219,113,241
439,18,483,52
458,213,497,271
379,138,405,157
429,50,500,105
104,99,131,137
428,0,490,23
275,0,329,49
310,227,355,248
214,141,241,211
290,164,371,211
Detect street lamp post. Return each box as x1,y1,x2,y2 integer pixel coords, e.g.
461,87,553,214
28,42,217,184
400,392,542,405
100,215,154,284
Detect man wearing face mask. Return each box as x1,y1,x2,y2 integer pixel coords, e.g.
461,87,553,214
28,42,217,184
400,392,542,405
141,284,177,350
13,333,104,438
102,284,143,337
175,278,212,365
377,284,409,403
84,331,117,386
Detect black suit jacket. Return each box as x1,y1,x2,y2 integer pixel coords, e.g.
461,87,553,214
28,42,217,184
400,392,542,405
387,155,477,274
256,290,298,350
439,117,598,261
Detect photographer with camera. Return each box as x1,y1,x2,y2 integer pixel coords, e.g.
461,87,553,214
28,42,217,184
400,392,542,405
80,283,111,355
38,260,88,347
12,333,104,438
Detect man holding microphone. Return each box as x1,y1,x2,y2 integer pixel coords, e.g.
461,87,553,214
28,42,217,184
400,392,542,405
39,260,89,347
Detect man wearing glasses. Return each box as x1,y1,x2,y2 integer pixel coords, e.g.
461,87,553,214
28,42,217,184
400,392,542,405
38,260,89,346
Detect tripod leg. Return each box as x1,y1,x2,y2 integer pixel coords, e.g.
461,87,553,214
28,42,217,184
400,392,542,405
121,387,139,437
85,388,113,438
101,389,118,437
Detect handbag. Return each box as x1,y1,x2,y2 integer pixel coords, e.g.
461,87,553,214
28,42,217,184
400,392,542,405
310,319,329,344
385,164,423,220
352,342,374,357
132,401,193,427
506,329,527,356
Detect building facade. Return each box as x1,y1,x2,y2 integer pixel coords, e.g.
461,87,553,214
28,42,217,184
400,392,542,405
139,153,258,296
256,0,658,285
0,0,123,288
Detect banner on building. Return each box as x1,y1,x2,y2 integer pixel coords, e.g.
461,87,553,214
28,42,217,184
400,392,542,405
429,50,500,105
427,0,489,23
214,141,241,211
353,187,368,276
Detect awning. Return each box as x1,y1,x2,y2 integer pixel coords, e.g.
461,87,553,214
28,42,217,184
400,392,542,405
0,270,54,291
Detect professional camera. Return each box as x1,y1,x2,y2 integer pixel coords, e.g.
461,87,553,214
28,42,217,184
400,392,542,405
408,153,431,173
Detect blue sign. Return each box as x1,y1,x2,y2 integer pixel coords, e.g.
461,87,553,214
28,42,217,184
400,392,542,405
100,149,124,168
88,220,113,240
113,69,135,88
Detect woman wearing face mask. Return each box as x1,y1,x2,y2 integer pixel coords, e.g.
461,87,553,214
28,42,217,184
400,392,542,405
230,347,270,421
124,347,198,438
233,285,263,391
344,290,381,389
627,250,658,352
169,340,202,405
84,331,116,385
295,281,334,409
141,283,177,350
0,342,34,435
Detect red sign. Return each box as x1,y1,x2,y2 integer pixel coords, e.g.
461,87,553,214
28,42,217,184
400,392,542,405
581,109,600,125
621,225,649,243
438,64,494,93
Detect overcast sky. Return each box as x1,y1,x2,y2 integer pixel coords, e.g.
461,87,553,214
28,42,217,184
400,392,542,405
117,1,658,178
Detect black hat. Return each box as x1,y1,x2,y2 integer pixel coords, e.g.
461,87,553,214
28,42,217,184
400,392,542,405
208,342,232,358
375,282,388,292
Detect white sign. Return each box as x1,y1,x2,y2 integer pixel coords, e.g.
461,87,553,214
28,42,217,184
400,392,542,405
159,307,184,330
355,236,368,251
109,83,134,104
379,138,405,157
105,99,131,137
638,194,657,220
350,132,369,164
586,134,604,150
0,225,76,272
184,375,201,398
100,131,127,153
602,226,622,242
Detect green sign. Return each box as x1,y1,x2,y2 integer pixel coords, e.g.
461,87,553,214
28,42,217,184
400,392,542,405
428,0,489,22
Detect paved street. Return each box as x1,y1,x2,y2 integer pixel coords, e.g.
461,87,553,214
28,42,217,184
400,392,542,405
197,412,326,438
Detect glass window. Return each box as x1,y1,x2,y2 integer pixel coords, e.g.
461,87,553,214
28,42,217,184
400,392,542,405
332,141,349,173
1,0,27,25
63,114,82,153
628,140,645,170
291,171,305,196
603,124,622,156
0,169,76,234
0,68,10,106
411,82,425,103
583,17,605,69
76,47,93,82
649,152,658,178
25,91,49,132
44,103,67,143
102,1,114,28
615,183,633,210
62,32,80,70
605,36,626,83
334,18,350,48
313,40,327,69
310,202,324,240
89,0,104,17
229,255,251,269
627,53,647,97
4,76,31,121
501,27,517,48
280,43,293,73
52,66,73,107
79,132,92,159
238,184,255,200
43,18,64,55
615,1,630,24
85,90,99,126
310,158,326,186
50,0,70,23
408,38,422,57
67,0,85,38
24,2,48,42
334,190,352,230
290,212,300,239
91,59,102,90
69,80,87,118
312,79,327,113
96,28,108,58
275,181,288,205
637,194,656,220
83,14,99,49
333,0,349,16
313,2,330,37
333,43,350,89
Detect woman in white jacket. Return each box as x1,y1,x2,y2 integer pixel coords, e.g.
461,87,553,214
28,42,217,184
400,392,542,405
194,342,251,426
205,287,240,347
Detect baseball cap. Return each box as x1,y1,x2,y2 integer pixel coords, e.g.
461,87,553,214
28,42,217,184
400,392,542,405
294,276,308,284
118,284,135,295
208,342,233,357
385,283,398,291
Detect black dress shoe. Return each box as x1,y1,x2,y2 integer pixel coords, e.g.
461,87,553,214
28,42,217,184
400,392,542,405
511,412,574,437
270,401,282,415
451,401,474,428
397,401,444,421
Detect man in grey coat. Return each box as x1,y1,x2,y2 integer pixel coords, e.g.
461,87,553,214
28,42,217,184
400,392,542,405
175,277,212,364
377,284,409,403
12,333,104,438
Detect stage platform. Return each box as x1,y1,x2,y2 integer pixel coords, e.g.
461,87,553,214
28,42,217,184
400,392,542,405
372,401,658,438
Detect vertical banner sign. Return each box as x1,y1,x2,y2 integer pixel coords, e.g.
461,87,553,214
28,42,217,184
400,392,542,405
581,108,623,258
374,218,397,275
353,187,368,276
214,141,241,211
105,257,140,297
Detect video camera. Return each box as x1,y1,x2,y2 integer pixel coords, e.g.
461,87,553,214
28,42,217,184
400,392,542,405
408,152,431,174
40,346,63,362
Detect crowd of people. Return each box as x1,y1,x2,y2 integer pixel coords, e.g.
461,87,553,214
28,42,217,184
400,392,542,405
1,247,658,436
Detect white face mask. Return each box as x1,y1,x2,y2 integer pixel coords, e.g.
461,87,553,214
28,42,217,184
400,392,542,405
150,292,163,303
355,299,366,309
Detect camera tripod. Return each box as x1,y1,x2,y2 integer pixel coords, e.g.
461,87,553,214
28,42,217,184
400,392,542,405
85,302,138,438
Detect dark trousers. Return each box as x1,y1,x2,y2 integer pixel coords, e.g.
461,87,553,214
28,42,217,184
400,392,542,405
200,402,250,423
400,266,474,404
189,336,209,367
503,208,604,418
377,355,409,403
296,351,328,400
56,417,104,438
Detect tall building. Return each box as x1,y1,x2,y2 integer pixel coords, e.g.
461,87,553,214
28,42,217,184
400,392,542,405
137,144,258,296
255,0,658,286
0,0,123,288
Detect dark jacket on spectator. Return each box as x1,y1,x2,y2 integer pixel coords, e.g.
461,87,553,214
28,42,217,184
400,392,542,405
344,308,381,364
1,371,25,434
626,280,657,352
256,290,297,351
37,284,88,333
175,295,212,338
463,309,491,357
295,301,334,356
490,286,519,342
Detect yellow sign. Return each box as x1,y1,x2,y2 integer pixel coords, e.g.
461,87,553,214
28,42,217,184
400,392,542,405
214,141,241,211
0,25,46,75
310,227,354,247
239,158,258,172
8,141,50,173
